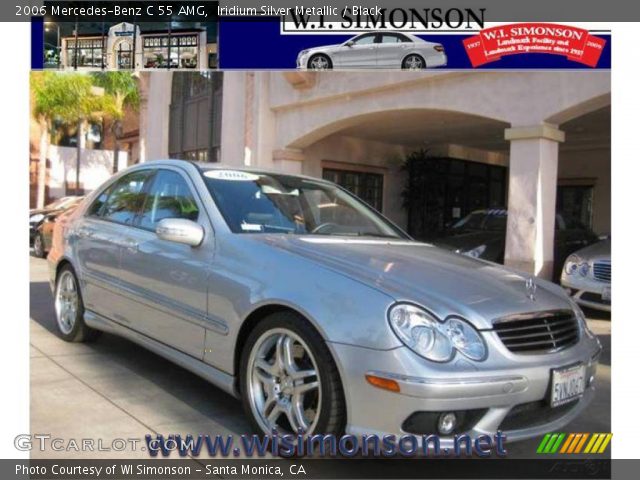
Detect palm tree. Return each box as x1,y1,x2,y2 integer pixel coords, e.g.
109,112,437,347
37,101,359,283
90,72,140,172
32,72,105,201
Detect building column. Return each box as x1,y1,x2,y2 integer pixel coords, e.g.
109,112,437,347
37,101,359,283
138,72,171,162
220,72,247,166
504,123,565,279
272,148,305,174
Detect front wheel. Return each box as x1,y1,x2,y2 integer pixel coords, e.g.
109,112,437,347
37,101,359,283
54,266,100,342
240,312,345,436
33,233,45,258
402,54,425,70
307,54,332,70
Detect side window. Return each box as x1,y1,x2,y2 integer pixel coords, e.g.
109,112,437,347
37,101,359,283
138,170,200,231
352,34,376,46
101,170,152,225
381,34,403,44
87,186,112,216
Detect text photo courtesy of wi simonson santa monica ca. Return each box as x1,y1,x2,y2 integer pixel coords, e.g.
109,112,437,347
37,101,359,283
11,0,634,479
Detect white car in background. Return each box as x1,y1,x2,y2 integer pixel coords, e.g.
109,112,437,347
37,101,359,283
297,32,447,70
561,238,611,312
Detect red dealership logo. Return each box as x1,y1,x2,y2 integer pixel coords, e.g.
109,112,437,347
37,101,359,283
464,23,606,67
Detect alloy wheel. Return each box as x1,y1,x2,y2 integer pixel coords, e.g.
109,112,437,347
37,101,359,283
309,56,330,70
404,55,424,70
247,328,321,434
55,271,78,335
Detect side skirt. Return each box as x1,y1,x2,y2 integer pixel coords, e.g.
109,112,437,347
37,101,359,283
84,310,239,398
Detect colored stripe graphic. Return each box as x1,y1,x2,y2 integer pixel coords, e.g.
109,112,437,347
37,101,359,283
537,434,551,453
574,433,589,453
597,434,613,453
537,433,611,454
560,433,575,453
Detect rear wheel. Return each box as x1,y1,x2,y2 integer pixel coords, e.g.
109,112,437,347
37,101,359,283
402,54,425,70
240,311,345,436
54,266,100,342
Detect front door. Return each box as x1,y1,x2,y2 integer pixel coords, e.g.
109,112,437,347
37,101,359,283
117,167,213,359
75,170,153,323
116,41,133,69
333,33,378,68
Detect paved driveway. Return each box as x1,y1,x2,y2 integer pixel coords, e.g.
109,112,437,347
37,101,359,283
30,256,611,460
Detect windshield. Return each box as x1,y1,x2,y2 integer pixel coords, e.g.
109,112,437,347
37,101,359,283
452,210,507,231
201,169,404,238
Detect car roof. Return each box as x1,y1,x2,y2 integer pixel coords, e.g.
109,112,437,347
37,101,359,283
135,159,336,185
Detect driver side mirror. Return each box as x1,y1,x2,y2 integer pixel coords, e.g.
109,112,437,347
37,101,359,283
345,41,354,47
156,218,204,247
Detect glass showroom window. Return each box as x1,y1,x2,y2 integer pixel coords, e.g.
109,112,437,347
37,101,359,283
323,168,384,212
143,35,198,69
66,38,104,68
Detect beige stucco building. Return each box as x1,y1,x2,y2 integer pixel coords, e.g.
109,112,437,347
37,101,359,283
139,70,610,279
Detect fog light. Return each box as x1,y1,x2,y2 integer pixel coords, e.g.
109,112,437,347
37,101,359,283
437,412,457,435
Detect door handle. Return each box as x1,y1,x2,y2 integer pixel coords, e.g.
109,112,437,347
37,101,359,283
77,227,93,239
122,239,139,252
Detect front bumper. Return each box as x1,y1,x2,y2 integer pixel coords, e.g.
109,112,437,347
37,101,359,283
562,276,611,312
329,334,601,446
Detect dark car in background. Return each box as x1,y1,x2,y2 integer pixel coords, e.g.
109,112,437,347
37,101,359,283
435,209,599,280
30,196,84,258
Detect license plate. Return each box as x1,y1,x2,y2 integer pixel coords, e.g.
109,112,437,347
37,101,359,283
602,287,611,301
551,364,586,408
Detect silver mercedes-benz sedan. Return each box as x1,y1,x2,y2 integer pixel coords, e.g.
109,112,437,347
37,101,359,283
297,32,447,70
561,238,611,312
48,160,601,443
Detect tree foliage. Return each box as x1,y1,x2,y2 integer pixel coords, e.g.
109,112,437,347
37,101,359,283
31,72,106,126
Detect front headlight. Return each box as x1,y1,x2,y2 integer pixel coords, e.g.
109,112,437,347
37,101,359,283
464,244,486,258
30,214,44,223
388,303,486,362
564,254,589,276
298,49,309,58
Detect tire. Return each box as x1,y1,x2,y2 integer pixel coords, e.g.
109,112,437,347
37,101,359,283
402,54,426,70
307,54,332,70
240,311,345,437
54,265,100,343
33,233,45,258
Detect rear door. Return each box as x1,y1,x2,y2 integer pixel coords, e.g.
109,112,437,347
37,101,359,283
377,33,412,67
74,170,153,322
117,167,213,359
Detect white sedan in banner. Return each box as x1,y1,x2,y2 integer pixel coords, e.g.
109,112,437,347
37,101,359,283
297,32,447,70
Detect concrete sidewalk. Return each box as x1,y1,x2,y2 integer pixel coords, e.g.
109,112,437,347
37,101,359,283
30,256,611,460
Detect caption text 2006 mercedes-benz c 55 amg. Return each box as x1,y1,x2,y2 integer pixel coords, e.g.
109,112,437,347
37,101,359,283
48,160,601,443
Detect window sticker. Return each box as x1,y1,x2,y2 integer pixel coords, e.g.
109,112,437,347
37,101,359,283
204,170,260,181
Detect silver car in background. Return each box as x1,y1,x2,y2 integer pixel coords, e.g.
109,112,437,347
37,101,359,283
561,239,611,312
297,32,447,70
48,160,601,444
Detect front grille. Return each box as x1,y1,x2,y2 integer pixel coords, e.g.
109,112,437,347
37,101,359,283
593,261,611,283
493,310,579,354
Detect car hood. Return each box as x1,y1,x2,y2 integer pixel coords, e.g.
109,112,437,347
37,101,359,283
253,235,571,330
29,207,61,220
301,44,342,55
573,238,610,260
434,230,503,251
